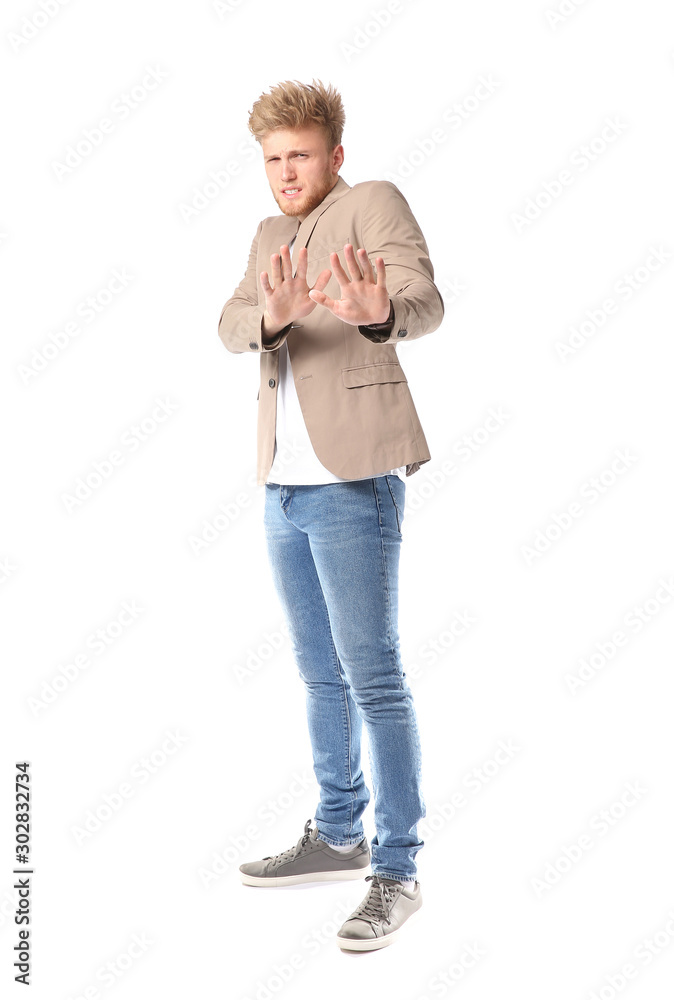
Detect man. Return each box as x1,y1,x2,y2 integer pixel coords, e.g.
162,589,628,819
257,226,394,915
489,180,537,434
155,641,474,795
218,79,444,951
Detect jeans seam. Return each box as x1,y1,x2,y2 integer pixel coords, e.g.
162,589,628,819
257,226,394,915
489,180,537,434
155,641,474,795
310,554,358,840
371,479,403,693
309,543,362,844
335,649,356,836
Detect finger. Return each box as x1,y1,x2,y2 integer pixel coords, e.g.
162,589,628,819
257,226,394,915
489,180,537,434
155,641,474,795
269,253,282,286
295,246,308,282
311,268,332,294
343,244,364,281
279,244,292,280
356,247,376,282
329,250,350,287
308,289,337,311
260,271,273,294
374,256,387,286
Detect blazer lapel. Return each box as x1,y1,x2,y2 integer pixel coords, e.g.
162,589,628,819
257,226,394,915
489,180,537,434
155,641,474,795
291,175,351,273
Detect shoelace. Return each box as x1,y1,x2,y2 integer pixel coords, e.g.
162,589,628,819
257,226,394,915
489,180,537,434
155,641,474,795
263,818,313,863
350,875,403,927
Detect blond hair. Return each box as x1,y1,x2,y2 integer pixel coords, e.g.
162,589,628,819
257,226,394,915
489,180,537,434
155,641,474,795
248,79,345,150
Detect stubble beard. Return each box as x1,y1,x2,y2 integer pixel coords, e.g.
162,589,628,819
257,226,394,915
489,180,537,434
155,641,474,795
274,171,338,219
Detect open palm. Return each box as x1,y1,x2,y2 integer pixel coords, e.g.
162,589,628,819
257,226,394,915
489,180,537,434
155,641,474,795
308,244,391,326
260,244,331,329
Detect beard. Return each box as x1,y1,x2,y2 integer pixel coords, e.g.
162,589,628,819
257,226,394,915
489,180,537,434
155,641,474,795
272,172,338,218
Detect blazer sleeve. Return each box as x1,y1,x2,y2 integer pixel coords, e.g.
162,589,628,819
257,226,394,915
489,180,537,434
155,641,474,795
357,181,444,345
217,220,293,354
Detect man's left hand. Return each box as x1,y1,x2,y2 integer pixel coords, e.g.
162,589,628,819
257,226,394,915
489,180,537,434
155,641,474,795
308,245,390,326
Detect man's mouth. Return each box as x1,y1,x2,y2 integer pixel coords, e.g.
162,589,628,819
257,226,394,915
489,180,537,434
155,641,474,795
282,187,302,198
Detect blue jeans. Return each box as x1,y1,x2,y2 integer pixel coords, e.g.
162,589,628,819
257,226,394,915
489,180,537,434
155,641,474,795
263,475,426,883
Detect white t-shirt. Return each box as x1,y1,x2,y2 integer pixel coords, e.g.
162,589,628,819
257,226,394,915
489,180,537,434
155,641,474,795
266,233,405,485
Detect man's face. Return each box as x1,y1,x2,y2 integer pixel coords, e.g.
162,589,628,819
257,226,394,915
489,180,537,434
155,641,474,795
261,125,344,222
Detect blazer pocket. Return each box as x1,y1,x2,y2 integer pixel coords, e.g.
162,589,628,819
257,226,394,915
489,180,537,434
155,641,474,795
342,363,408,388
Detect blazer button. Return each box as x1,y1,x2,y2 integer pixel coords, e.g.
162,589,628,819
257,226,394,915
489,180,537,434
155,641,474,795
396,329,408,338
268,378,276,387
249,341,259,350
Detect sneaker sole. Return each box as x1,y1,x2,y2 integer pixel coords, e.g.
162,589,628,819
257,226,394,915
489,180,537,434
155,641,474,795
240,865,370,887
336,928,401,950
336,901,422,950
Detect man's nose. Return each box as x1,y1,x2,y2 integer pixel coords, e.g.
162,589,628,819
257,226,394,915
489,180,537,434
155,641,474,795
280,158,296,180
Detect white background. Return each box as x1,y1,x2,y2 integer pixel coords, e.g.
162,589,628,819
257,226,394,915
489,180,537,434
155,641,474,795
2,0,674,997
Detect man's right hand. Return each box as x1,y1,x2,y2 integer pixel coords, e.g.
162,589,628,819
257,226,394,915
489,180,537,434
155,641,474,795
260,244,332,337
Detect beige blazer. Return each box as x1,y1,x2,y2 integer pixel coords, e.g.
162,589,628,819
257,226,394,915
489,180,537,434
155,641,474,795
218,175,444,485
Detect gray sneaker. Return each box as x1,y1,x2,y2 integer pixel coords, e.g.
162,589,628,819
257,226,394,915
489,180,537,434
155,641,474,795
239,818,371,887
336,875,423,950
